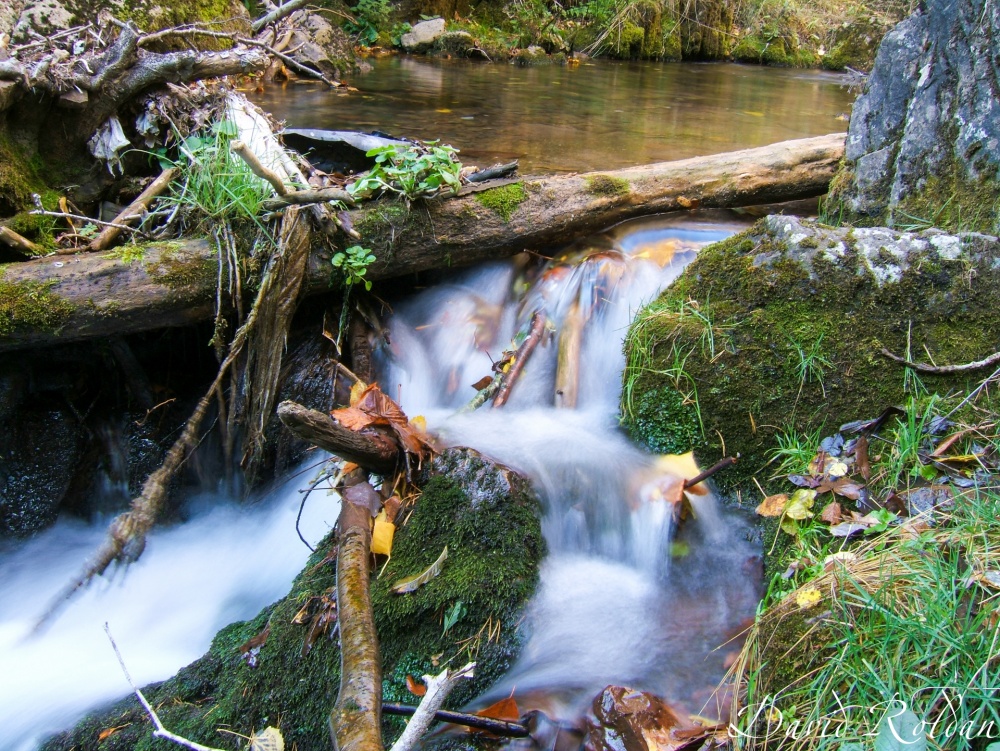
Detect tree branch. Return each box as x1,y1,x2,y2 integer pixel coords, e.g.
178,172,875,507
880,347,1000,374
252,0,315,32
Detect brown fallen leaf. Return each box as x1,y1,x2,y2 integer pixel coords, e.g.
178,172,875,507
856,434,871,481
383,495,402,524
98,724,131,741
239,622,272,654
471,375,494,391
756,493,788,517
819,501,842,525
406,674,427,696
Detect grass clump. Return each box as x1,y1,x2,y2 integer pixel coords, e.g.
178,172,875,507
586,174,630,197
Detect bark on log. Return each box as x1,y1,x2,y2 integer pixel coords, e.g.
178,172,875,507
331,486,384,751
276,400,399,474
0,134,844,351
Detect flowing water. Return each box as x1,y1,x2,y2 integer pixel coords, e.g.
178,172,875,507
251,57,854,173
0,463,339,750
373,214,762,723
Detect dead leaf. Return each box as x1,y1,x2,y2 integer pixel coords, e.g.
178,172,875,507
372,509,395,557
856,434,871,481
809,450,827,477
975,571,1000,590
819,501,842,525
471,375,493,391
825,458,849,478
383,495,402,524
250,726,284,751
829,521,868,537
931,427,977,457
239,622,271,654
98,724,131,741
785,489,817,520
406,674,427,696
823,551,857,571
293,591,338,656
476,695,520,723
392,546,448,594
756,493,789,517
795,587,822,610
815,478,864,501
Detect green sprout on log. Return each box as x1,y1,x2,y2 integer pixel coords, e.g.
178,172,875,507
332,245,376,291
348,142,462,202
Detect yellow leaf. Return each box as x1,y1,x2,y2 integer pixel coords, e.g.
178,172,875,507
411,415,427,432
785,489,817,520
795,587,822,610
826,458,849,478
372,509,396,557
756,493,789,517
349,379,368,406
250,727,284,751
392,546,448,594
656,452,709,496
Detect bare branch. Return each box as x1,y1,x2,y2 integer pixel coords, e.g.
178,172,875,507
880,347,1000,374
252,0,315,33
388,664,476,751
104,623,228,751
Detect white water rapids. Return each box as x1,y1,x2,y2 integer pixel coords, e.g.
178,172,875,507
0,213,761,748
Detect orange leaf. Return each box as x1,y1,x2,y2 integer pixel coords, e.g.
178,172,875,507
406,674,427,696
476,695,519,722
755,493,788,517
98,724,130,741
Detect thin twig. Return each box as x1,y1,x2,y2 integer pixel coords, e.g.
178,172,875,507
880,347,1000,374
104,623,228,751
683,455,738,490
30,209,146,235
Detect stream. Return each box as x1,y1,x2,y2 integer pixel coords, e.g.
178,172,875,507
0,59,853,748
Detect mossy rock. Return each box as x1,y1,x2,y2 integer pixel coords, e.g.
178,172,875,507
40,448,544,751
821,17,892,72
622,215,1000,494
0,269,74,337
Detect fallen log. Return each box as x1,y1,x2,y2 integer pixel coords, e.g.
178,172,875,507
0,133,844,351
331,474,384,751
277,401,399,474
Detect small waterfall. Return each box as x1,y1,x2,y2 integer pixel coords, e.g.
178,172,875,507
0,457,338,750
376,214,761,719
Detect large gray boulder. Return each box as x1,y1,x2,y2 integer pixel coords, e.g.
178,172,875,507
827,0,1000,234
400,17,446,53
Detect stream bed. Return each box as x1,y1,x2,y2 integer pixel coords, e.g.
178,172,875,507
0,58,854,748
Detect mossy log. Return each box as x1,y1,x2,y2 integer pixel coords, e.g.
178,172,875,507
331,479,383,751
0,133,844,352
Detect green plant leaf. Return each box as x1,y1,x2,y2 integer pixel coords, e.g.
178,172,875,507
442,600,466,635
874,706,926,751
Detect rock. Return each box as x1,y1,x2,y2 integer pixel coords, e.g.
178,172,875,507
285,11,355,79
400,17,446,53
587,685,695,751
514,45,549,65
41,447,545,751
827,0,1000,234
0,0,24,37
623,215,1000,491
433,29,475,56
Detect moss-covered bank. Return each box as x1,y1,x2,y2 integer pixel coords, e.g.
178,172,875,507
622,216,1000,494
41,448,544,751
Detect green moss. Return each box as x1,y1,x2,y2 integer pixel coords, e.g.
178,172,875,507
102,244,148,264
623,384,701,455
122,0,250,50
585,174,630,198
474,183,527,222
622,223,1000,495
43,449,543,751
821,17,889,72
144,245,217,290
0,270,74,337
354,202,429,257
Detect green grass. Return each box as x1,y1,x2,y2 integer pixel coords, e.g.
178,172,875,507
735,491,1000,750
787,332,832,400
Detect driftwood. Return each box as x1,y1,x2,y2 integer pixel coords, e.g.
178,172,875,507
0,226,42,256
262,187,357,211
88,167,180,252
0,134,844,352
277,401,399,474
330,477,383,751
382,703,530,738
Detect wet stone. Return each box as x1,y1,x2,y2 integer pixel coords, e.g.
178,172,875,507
587,686,690,751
